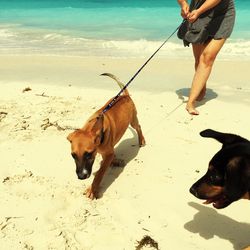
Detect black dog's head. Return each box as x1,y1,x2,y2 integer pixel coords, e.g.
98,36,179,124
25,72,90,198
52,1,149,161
190,129,250,209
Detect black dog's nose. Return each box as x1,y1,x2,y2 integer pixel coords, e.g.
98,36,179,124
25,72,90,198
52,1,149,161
189,186,198,197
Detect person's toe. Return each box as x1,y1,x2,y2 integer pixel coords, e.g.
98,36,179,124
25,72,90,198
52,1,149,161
186,106,199,115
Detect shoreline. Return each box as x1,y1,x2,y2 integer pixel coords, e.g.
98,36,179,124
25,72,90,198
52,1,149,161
0,34,250,59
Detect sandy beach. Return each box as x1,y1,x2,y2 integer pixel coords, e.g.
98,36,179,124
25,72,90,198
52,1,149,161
1,54,250,250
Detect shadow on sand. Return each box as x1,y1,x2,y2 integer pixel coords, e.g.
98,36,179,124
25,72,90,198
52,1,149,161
184,202,250,250
176,88,218,108
98,128,141,198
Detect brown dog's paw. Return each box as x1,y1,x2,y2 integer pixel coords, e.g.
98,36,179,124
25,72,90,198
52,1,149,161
84,186,98,200
140,140,146,147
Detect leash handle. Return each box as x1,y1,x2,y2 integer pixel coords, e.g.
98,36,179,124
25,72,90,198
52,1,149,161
102,22,184,114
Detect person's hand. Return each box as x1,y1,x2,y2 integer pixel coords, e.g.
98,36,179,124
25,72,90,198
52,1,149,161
187,9,200,23
180,2,190,19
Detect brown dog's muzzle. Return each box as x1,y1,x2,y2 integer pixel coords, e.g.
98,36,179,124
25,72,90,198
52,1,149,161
76,158,95,180
71,151,96,180
77,169,90,180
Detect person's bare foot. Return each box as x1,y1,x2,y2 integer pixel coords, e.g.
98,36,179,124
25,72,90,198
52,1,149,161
186,103,199,115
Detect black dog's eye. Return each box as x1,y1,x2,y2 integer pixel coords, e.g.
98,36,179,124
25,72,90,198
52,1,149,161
71,153,77,160
84,152,93,160
210,175,223,185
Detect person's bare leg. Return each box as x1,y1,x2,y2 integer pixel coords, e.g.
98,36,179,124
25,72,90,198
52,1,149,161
186,39,226,115
196,86,206,101
192,43,206,102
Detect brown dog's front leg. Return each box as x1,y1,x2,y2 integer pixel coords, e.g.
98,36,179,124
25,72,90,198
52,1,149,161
84,152,114,199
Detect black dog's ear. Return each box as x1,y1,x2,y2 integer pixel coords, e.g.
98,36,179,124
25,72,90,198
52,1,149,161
224,157,248,202
200,129,248,148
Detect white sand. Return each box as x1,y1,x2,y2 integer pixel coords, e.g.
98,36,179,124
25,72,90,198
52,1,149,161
0,55,250,250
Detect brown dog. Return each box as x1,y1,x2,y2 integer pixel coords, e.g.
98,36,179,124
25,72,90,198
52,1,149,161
67,73,145,199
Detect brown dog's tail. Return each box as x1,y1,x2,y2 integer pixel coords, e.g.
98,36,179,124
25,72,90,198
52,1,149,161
100,73,129,95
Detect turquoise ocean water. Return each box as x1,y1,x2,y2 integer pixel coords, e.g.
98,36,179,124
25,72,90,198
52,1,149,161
0,0,249,59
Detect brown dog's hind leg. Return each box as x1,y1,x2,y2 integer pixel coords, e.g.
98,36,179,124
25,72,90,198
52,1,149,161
131,114,145,147
84,152,114,199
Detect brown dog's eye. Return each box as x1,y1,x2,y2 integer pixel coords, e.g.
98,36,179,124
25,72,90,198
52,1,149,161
84,152,93,160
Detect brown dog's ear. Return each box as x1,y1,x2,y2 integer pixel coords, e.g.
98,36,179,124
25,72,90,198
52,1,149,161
92,114,104,144
67,133,73,142
94,135,101,145
94,130,105,145
67,131,75,142
92,114,104,133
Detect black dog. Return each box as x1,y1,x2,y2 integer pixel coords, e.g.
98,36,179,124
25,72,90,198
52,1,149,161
190,129,250,209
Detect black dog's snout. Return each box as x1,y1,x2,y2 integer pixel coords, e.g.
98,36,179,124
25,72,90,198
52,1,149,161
189,185,198,197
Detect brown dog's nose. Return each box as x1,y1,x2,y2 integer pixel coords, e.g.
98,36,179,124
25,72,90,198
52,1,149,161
77,173,87,180
76,170,90,180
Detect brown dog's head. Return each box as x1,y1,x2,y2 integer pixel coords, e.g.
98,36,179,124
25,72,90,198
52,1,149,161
67,115,105,180
190,129,250,209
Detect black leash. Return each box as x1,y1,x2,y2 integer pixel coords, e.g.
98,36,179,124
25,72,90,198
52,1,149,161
102,21,186,114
